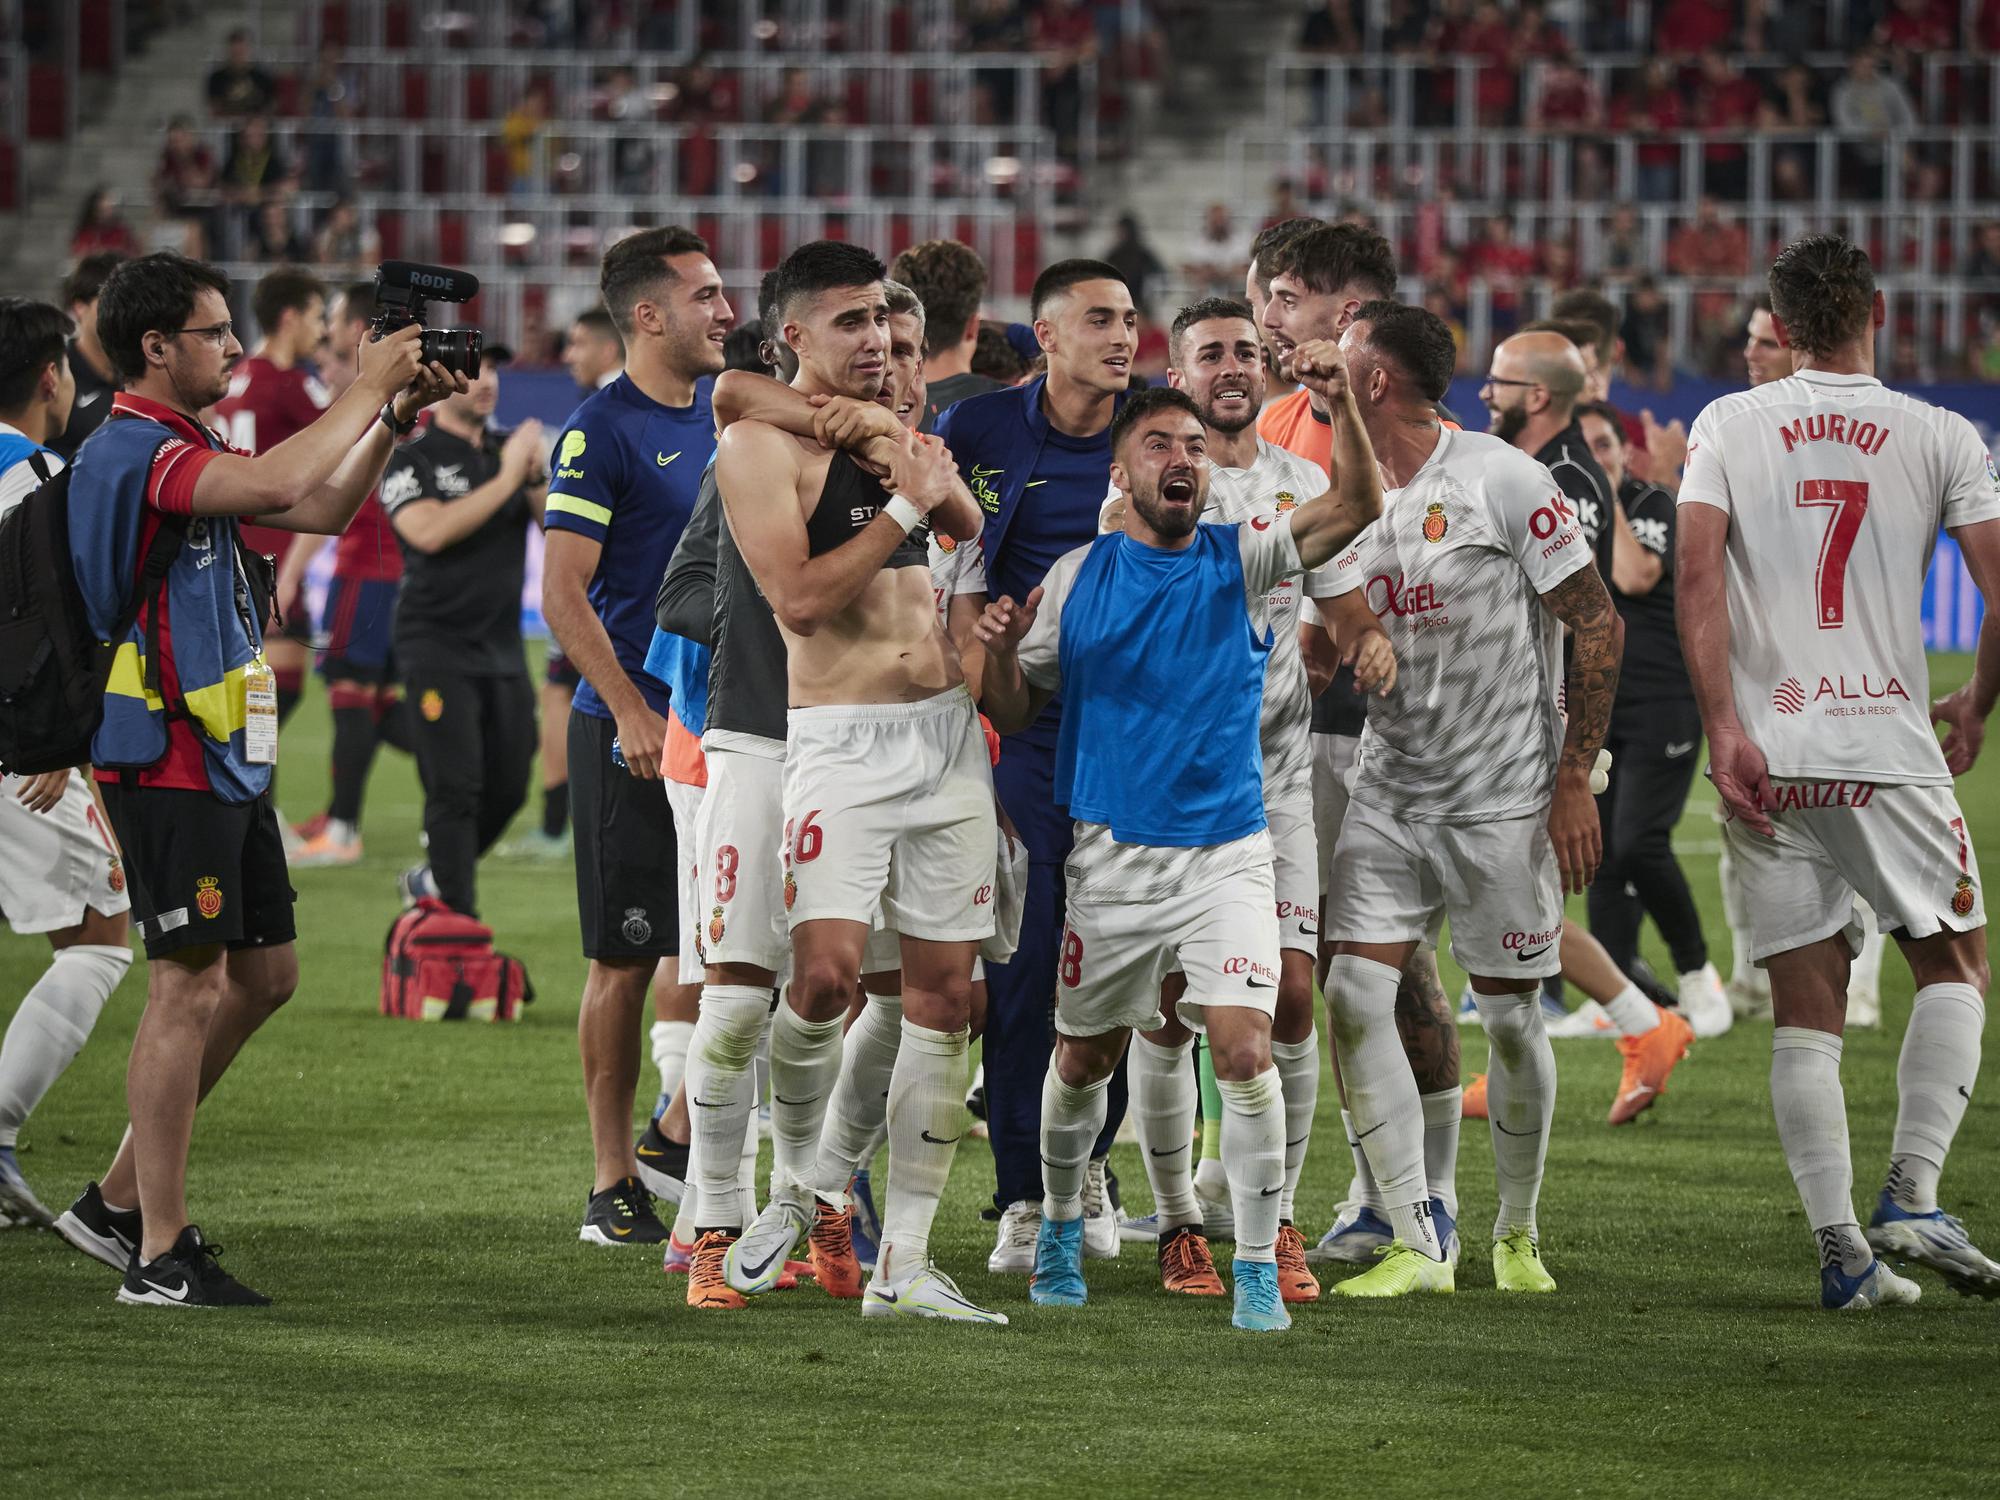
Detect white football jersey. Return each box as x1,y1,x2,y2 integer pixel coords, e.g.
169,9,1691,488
927,527,988,629
1203,439,1332,808
0,421,61,519
1679,370,2000,785
1322,427,1589,822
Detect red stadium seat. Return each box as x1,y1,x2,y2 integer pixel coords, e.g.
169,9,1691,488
439,214,467,265
402,70,428,121
26,63,64,140
466,68,494,122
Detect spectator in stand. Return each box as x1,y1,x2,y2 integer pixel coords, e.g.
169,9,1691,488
50,252,125,462
1877,0,1956,51
1832,46,1918,196
1300,0,1363,124
1668,197,1749,367
248,200,309,264
1031,0,1098,161
1619,275,1672,389
311,197,378,272
1263,178,1304,230
670,55,740,125
157,117,219,259
70,188,141,260
207,27,276,118
1465,213,1538,329
1966,221,2000,279
1529,55,1602,133
1183,203,1254,299
603,65,655,195
1457,2,1522,126
304,39,363,193
222,114,292,228
1104,213,1168,316
964,0,1028,123
1655,0,1736,55
763,66,829,126
1601,203,1645,280
1613,58,1686,203
971,320,1028,385
502,81,554,195
1692,49,1762,200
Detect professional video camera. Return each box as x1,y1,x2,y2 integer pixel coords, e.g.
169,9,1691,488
370,260,484,378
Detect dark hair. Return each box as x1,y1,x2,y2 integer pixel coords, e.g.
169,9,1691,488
1750,290,1773,314
1265,223,1397,300
598,225,709,336
756,266,787,323
1349,299,1457,402
251,265,326,337
73,186,115,239
722,320,771,374
1248,216,1322,290
1519,316,1605,356
889,239,988,359
775,240,887,324
1108,385,1204,460
1169,296,1258,362
0,298,76,410
97,252,232,382
971,321,1026,382
1575,400,1626,440
571,304,623,350
333,279,376,326
1769,234,1874,357
1548,288,1619,362
61,250,127,310
1030,257,1128,321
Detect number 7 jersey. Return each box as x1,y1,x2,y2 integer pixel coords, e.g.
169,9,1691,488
1680,369,2000,785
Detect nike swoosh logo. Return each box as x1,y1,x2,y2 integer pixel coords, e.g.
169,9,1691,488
920,1130,963,1145
1492,1120,1542,1137
1354,1120,1387,1140
1296,922,1318,937
141,1277,192,1303
1149,1144,1189,1158
1664,741,1696,758
1515,945,1553,963
873,1287,899,1305
1285,1135,1311,1149
1247,977,1275,989
737,1242,787,1280
611,1225,633,1238
637,1144,668,1158
1024,479,1049,488
79,391,102,407
657,451,681,466
1260,1186,1282,1197
692,1096,725,1108
772,1094,815,1107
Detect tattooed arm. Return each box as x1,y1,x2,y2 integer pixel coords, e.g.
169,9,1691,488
1539,563,1624,894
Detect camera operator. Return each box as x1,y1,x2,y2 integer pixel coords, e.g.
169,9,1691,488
381,349,546,917
52,251,460,1308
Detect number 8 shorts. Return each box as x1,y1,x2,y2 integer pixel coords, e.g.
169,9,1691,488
783,687,997,944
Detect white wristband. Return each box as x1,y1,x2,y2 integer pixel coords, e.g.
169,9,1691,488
883,495,924,535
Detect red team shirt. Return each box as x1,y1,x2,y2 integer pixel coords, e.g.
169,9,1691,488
212,355,332,569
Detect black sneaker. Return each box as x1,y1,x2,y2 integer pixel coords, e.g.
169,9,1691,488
117,1225,270,1307
55,1181,143,1271
633,1119,689,1203
579,1177,670,1246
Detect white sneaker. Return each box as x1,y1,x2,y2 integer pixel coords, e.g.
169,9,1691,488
1194,1177,1235,1241
1677,963,1734,1038
1545,1000,1614,1039
863,1262,1009,1325
1081,1156,1120,1260
987,1199,1041,1273
1727,964,1772,1021
724,1197,808,1295
1847,986,1882,1029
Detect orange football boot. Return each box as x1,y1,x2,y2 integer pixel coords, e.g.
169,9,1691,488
1608,1006,1694,1125
686,1229,747,1309
1463,1073,1488,1119
1275,1223,1322,1302
807,1200,865,1298
1159,1224,1227,1296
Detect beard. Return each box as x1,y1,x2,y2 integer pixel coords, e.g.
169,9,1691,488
1490,402,1530,446
1196,390,1259,435
1131,478,1205,540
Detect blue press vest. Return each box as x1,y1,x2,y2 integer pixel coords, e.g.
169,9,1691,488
1054,526,1270,848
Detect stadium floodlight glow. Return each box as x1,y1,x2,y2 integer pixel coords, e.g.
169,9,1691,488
499,221,537,247
985,155,1022,184
733,162,760,185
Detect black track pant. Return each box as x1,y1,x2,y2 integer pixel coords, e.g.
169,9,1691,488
1587,696,1710,978
404,664,536,916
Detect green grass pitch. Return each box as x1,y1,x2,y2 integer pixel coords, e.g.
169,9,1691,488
4,653,1998,1498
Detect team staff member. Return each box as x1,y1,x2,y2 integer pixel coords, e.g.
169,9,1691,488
382,349,545,917
53,251,455,1307
521,306,630,859
1577,401,1730,1030
52,252,127,460
934,258,1137,1272
212,267,332,744
293,281,411,868
544,226,732,1247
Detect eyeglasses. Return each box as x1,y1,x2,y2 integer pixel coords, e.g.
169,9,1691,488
1480,375,1541,392
171,322,234,348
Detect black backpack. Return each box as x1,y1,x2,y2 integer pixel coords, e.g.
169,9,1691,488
0,451,187,775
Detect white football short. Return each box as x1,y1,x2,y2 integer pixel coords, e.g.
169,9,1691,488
664,776,707,984
1325,797,1564,980
1721,779,1986,963
783,687,997,943
1057,843,1282,1038
1268,798,1320,954
0,771,130,934
695,733,790,973
1311,732,1358,907
981,823,1029,966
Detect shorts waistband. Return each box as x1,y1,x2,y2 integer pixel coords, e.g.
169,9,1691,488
702,728,786,761
787,685,973,728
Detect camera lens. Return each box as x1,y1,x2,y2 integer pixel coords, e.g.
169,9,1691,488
419,327,483,379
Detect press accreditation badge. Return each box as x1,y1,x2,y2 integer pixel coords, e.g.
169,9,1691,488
243,658,279,765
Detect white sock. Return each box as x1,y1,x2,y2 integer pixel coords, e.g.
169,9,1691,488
813,993,902,1204
767,1002,845,1205
1771,1026,1869,1270
1271,1031,1319,1223
737,1087,761,1226
1601,983,1660,1039
1887,984,1984,1214
684,984,768,1229
1340,1109,1385,1211
1476,987,1556,1240
1130,1033,1200,1229
1040,1066,1109,1221
879,1018,968,1280
649,1019,694,1106
1325,956,1429,1236
1421,1086,1462,1218
0,943,129,1147
1218,1067,1285,1262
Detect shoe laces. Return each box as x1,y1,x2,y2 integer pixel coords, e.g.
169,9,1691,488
810,1203,852,1257
1162,1228,1212,1279
614,1178,654,1220
1003,1203,1040,1246
1081,1158,1106,1218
